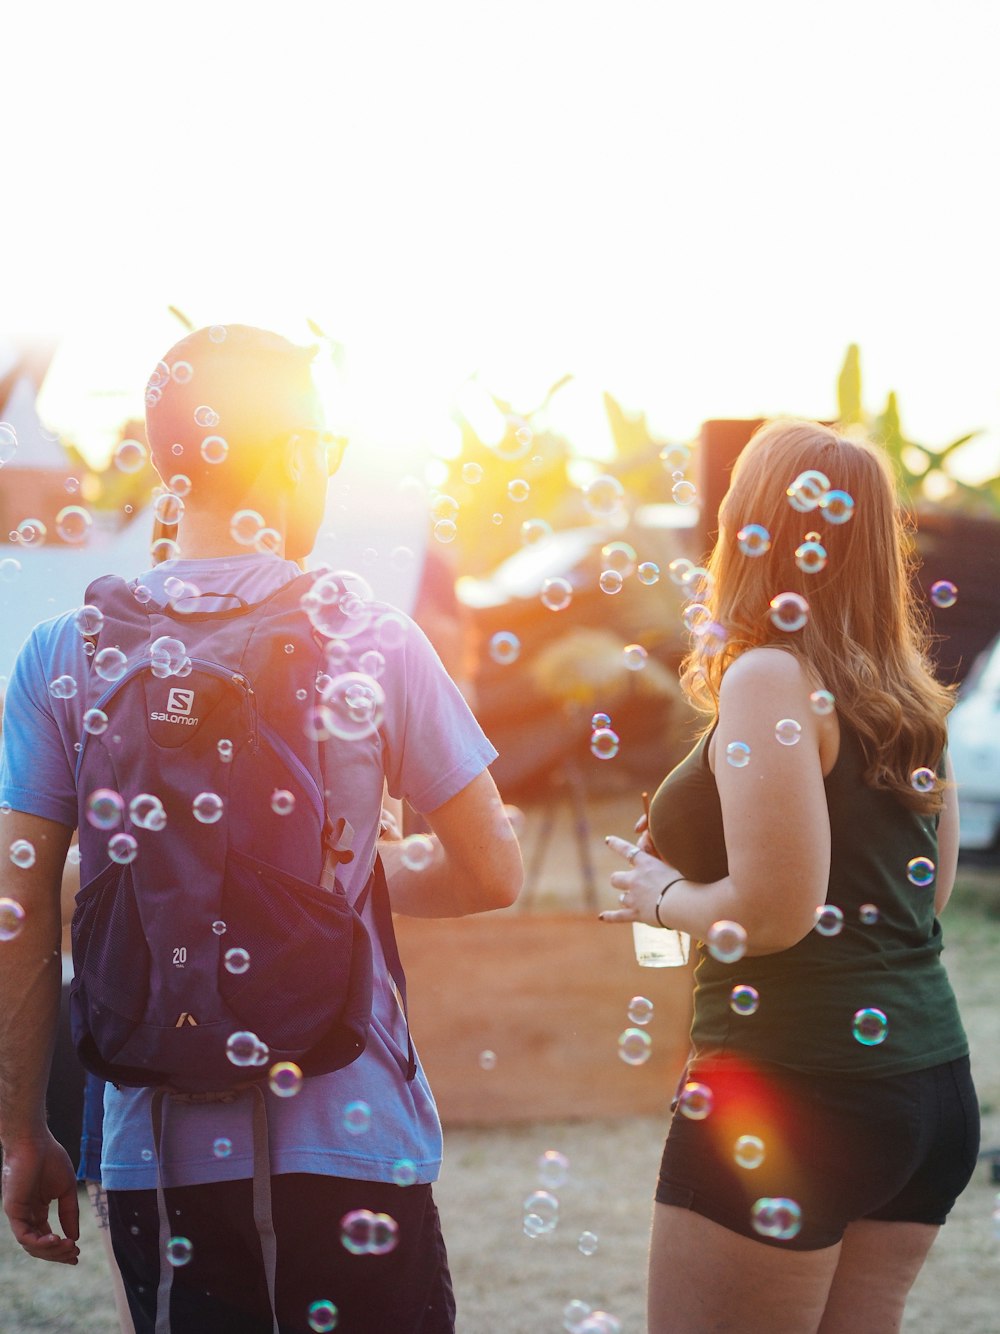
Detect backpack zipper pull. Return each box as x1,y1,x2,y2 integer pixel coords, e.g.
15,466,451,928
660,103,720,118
232,673,259,752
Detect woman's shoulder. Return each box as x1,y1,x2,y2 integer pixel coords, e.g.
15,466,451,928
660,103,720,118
719,645,811,697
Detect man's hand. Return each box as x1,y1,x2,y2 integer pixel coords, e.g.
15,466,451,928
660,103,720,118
2,1132,80,1264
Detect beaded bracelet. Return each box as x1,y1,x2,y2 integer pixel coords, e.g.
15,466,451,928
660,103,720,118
655,877,686,928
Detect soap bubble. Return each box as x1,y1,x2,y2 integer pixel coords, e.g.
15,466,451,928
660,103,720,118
507,478,530,503
193,792,224,824
489,631,520,665
809,690,835,715
86,789,125,830
677,1081,714,1120
521,518,551,545
734,1135,766,1169
667,557,695,586
201,435,229,465
852,1007,889,1046
208,324,227,343
9,840,36,869
401,834,435,872
929,580,957,609
820,489,854,524
255,528,281,555
637,561,660,585
617,1027,652,1065
340,1209,398,1256
217,739,233,763
725,741,751,768
768,592,809,633
194,405,219,428
682,602,712,634
591,712,611,730
0,422,18,464
0,898,26,941
461,461,483,484
55,506,92,544
563,1300,593,1333
795,540,827,574
391,1158,418,1186
541,577,573,611
774,718,802,746
737,524,770,557
83,708,109,736
133,584,154,605
307,1299,339,1332
786,469,830,512
538,1149,570,1190
623,644,648,671
268,1062,303,1098
583,475,625,517
433,518,457,544
169,474,192,498
578,1231,599,1256
859,903,880,926
343,1100,371,1135
814,905,844,937
165,1236,193,1267
0,557,21,582
226,1031,267,1068
48,675,78,700
590,728,620,760
153,492,184,525
751,1197,803,1241
149,636,188,678
706,920,747,964
129,794,166,831
108,833,138,865
906,856,935,887
659,443,691,472
224,947,250,975
478,1049,497,1071
729,984,760,1016
211,920,227,936
270,790,295,816
230,509,264,545
910,767,936,794
212,1137,232,1159
601,541,637,577
321,672,385,740
523,1190,559,1237
114,439,147,473
627,996,654,1026
432,494,459,521
73,604,104,636
598,568,624,596
16,518,47,546
671,479,697,505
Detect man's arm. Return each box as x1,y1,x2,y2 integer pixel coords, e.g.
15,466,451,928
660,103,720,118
380,770,523,917
0,811,79,1264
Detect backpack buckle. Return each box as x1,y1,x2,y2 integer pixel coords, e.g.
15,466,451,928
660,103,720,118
323,816,355,866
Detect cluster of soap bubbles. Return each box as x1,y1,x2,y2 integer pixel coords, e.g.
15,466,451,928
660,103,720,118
340,1208,399,1255
225,1030,270,1068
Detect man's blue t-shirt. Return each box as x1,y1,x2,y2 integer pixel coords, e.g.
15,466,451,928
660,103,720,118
0,554,497,1191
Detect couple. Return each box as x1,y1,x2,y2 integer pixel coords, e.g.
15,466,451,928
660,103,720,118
0,326,977,1333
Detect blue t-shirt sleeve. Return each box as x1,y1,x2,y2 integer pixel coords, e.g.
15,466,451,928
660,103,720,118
383,619,498,813
0,625,78,827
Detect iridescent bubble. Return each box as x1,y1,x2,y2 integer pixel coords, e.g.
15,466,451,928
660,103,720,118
523,1190,559,1237
83,708,109,736
852,1007,888,1046
906,856,935,887
774,718,802,746
431,494,459,521
268,1061,303,1098
667,557,695,586
0,422,18,464
520,518,551,545
0,897,26,941
224,947,250,975
729,984,760,1017
725,741,751,769
55,506,92,544
751,1197,802,1241
129,794,167,831
583,475,625,518
599,569,623,595
48,674,78,700
340,1209,375,1255
16,518,47,546
230,509,264,545
809,690,835,715
814,904,844,937
768,591,809,633
461,461,483,484
368,1213,399,1256
401,834,434,872
133,584,153,605
211,920,227,936
820,489,854,524
590,728,620,760
193,792,224,824
108,833,138,865
859,903,880,926
627,996,654,1026
671,479,697,505
149,635,188,677
255,527,281,555
307,1300,339,1333
795,540,827,574
489,631,520,665
706,920,747,964
343,1100,372,1135
321,672,385,740
86,788,125,830
478,1049,497,1071
0,557,21,582
150,537,181,563
212,1136,232,1159
169,474,192,498
578,1231,599,1256
929,580,958,609
786,469,830,513
541,576,573,611
579,1313,622,1334
507,479,530,503
737,524,770,557
563,1300,593,1333
637,561,660,585
734,1135,766,1170
194,405,220,428
201,435,229,464
270,790,295,816
659,443,691,472
537,1149,570,1189
591,712,611,730
166,1236,193,1267
114,439,147,473
617,1027,652,1065
433,518,457,544
147,360,171,390
910,767,936,794
601,541,637,577
9,839,36,869
208,324,227,343
391,1158,418,1186
217,739,233,763
622,644,648,671
73,604,104,636
682,602,712,634
226,1031,266,1068
677,1081,714,1120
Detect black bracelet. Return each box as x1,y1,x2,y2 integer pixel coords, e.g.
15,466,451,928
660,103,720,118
655,877,686,928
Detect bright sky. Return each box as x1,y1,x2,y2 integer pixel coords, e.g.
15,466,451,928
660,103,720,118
7,1,1000,479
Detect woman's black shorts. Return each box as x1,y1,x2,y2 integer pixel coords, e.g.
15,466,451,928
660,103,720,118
655,1052,980,1251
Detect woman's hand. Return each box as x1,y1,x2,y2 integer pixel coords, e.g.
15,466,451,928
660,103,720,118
599,835,682,926
632,811,661,859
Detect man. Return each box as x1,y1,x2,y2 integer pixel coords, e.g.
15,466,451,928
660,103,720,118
0,324,523,1332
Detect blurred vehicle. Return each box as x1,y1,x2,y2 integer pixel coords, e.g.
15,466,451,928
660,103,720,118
948,633,1000,862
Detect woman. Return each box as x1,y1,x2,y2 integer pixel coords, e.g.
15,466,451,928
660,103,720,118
602,419,978,1334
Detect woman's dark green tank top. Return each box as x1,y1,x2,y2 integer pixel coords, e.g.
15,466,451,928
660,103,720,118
649,721,968,1077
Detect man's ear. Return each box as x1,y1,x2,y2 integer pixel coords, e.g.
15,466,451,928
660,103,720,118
283,431,307,485
325,435,347,479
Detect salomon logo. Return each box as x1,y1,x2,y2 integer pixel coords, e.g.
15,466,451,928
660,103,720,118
167,689,195,715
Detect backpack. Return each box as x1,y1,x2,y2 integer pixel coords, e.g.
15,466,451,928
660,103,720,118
69,569,413,1094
